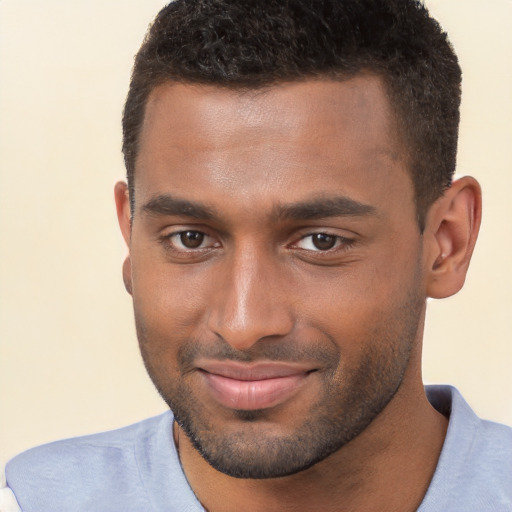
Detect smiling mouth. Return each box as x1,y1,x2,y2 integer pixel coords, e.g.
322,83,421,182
197,361,316,411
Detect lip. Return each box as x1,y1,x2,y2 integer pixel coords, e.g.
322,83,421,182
197,361,314,411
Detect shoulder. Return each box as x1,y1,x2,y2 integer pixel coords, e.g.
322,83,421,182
459,414,512,490
432,384,512,464
7,412,172,478
421,385,512,511
5,412,175,512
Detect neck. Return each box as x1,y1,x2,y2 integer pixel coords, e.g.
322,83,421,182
175,377,448,512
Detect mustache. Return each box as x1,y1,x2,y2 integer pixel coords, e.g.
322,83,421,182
177,336,340,370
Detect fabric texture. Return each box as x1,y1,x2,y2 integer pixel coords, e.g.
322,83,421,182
5,386,512,512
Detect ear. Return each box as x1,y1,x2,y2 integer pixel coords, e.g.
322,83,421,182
114,181,133,295
424,176,482,299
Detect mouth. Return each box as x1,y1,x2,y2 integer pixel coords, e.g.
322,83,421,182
196,361,316,411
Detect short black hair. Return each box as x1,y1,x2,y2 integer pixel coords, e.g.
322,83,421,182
123,0,461,230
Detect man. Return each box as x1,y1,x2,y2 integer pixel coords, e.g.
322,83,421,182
4,0,511,510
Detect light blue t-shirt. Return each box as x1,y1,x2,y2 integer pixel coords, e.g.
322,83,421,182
5,385,512,511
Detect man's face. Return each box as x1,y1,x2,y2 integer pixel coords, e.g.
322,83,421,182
123,76,427,478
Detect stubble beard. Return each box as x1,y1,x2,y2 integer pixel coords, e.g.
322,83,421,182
171,340,415,479
136,291,424,480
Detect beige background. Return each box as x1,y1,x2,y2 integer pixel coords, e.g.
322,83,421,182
1,0,511,466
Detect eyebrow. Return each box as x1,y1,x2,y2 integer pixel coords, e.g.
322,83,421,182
142,195,216,219
141,193,377,222
275,196,377,220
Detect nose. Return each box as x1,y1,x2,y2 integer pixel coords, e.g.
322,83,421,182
207,247,294,351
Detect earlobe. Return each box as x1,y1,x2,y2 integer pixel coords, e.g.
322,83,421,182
425,176,482,299
123,256,133,295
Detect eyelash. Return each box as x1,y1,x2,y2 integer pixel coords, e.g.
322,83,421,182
159,229,356,258
293,233,355,253
161,230,219,252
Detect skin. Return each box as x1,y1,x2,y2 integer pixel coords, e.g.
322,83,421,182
115,75,481,511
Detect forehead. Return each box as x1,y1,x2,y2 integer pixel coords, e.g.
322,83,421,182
140,75,401,154
135,76,412,219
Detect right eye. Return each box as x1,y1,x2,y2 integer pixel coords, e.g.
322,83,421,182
164,230,218,251
175,230,206,249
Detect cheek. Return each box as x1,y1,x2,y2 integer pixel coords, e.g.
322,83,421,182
295,267,392,319
295,252,422,343
129,267,214,389
131,251,212,334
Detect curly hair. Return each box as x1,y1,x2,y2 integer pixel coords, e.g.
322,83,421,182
122,0,461,229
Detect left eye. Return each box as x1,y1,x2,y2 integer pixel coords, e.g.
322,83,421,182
295,233,343,251
168,230,212,250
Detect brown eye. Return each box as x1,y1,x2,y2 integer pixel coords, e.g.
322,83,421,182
180,231,205,249
311,233,336,250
